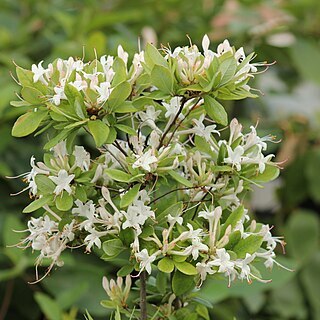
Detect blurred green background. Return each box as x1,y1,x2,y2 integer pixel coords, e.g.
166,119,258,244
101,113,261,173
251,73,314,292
0,0,319,319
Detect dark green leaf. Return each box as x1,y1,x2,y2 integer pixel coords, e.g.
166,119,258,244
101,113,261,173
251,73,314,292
172,271,195,296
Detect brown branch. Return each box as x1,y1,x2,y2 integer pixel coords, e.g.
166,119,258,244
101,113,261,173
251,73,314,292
157,97,187,149
140,271,147,320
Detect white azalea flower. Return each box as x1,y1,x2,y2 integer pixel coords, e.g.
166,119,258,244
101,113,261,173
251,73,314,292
49,169,75,195
95,81,112,104
73,146,90,171
196,261,216,282
224,145,248,171
211,248,235,275
132,149,158,172
135,249,158,274
31,61,49,84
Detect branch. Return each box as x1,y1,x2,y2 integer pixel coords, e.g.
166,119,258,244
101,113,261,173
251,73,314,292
157,97,187,149
140,271,147,320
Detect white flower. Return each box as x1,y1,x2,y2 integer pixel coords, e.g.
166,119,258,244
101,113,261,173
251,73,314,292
69,73,88,91
132,149,158,172
52,82,67,105
95,81,112,104
52,141,68,159
72,200,95,219
84,227,107,252
211,248,235,275
135,248,157,274
235,253,255,282
122,201,155,230
196,261,216,282
31,61,49,83
216,39,233,56
198,206,222,224
137,105,161,130
193,114,219,142
224,145,247,171
229,118,243,144
167,214,183,226
163,97,184,119
73,146,90,171
183,237,209,260
117,45,129,66
49,169,75,195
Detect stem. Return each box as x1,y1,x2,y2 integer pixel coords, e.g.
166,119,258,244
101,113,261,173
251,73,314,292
140,271,147,320
157,97,187,149
166,97,201,147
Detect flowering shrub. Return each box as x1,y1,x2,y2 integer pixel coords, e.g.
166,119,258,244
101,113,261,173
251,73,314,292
11,35,287,319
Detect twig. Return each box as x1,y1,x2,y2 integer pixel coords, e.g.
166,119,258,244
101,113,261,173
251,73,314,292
140,271,147,320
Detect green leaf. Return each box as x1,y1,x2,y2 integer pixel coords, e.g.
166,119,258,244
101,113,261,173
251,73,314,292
151,65,174,94
23,195,53,213
204,95,228,126
112,57,128,86
21,86,44,104
115,101,138,113
102,239,125,257
120,184,141,208
156,271,167,294
233,235,263,259
34,175,56,194
225,230,241,251
117,264,134,277
44,128,75,150
174,261,197,275
196,304,210,320
16,66,34,86
220,205,244,236
104,168,131,182
115,124,136,135
218,56,237,85
12,109,48,137
167,170,193,187
55,191,73,211
172,271,195,296
156,202,183,225
108,81,131,110
251,164,280,183
286,209,319,266
34,292,62,320
158,257,175,273
88,120,110,147
145,43,168,68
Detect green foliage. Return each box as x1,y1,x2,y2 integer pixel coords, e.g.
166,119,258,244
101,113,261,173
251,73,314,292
2,1,320,320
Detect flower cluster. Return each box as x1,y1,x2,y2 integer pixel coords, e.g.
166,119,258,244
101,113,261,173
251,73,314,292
11,35,287,317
